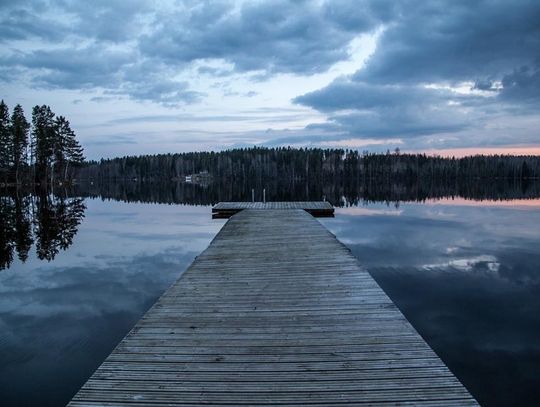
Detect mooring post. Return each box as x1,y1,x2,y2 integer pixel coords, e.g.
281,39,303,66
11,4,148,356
252,188,255,202
263,188,266,203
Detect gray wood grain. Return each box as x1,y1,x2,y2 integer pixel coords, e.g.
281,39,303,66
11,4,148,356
69,208,477,406
212,201,334,218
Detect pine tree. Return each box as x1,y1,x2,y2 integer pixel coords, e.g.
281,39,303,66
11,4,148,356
32,105,56,183
54,116,84,180
53,116,69,180
0,100,12,177
11,104,30,183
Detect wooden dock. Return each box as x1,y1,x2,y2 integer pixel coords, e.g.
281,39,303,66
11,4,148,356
69,204,477,406
212,201,334,218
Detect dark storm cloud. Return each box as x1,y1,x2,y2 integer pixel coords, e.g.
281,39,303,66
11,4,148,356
326,111,471,139
294,80,463,112
295,1,540,141
322,0,396,31
2,46,202,105
1,0,539,148
113,77,204,106
56,0,151,43
294,79,476,138
138,0,381,75
4,45,132,89
0,1,199,105
0,0,384,105
0,7,68,42
354,0,540,86
0,0,150,43
500,65,540,103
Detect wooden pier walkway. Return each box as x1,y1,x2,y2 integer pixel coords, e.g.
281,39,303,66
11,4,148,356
69,204,477,406
212,201,334,218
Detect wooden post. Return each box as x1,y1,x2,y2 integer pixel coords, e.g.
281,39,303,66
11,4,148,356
252,189,254,202
263,188,266,203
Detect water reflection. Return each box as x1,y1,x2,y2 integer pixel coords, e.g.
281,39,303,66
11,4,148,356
0,183,539,406
0,193,85,270
0,200,224,406
321,203,540,406
71,177,540,206
1,180,540,271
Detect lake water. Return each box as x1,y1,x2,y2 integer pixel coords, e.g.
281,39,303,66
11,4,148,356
0,191,539,406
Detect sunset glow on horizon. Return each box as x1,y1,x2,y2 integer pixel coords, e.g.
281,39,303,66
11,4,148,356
410,146,540,158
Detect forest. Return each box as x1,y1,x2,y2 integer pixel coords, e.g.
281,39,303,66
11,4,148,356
0,100,84,185
78,147,540,185
1,98,538,191
2,146,540,269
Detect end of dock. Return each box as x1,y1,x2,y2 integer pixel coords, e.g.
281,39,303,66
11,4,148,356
212,201,334,218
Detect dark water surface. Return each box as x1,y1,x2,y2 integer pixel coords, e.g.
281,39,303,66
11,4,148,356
0,199,225,406
0,192,539,406
322,200,540,406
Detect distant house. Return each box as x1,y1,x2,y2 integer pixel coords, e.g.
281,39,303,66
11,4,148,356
185,171,211,185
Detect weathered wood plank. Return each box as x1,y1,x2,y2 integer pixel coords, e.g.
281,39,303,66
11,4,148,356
212,201,334,218
69,208,477,406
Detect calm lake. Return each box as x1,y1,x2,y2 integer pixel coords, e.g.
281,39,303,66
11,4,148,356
1,187,539,406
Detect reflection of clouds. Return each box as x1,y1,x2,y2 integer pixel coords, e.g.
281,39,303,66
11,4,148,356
0,201,224,406
323,201,540,406
0,247,198,318
425,197,540,208
111,230,214,241
324,207,468,268
335,206,402,216
326,202,540,272
423,254,500,273
0,246,205,405
423,208,457,219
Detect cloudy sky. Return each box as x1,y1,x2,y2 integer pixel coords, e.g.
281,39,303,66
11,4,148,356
1,0,539,159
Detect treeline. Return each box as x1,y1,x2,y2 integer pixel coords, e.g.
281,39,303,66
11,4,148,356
77,147,540,183
0,100,84,185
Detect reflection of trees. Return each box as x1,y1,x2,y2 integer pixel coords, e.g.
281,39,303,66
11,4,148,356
71,177,540,208
14,195,33,262
0,196,17,269
0,191,85,270
35,194,86,261
2,176,539,268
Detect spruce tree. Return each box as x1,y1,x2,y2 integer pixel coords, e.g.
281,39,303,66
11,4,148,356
65,134,84,178
54,116,84,180
11,104,30,183
0,100,12,176
32,105,56,183
53,116,68,181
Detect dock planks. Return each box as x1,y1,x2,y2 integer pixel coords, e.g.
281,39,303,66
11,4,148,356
69,207,477,406
212,201,334,218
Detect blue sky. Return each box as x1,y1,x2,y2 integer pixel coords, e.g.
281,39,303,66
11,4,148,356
1,0,539,159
